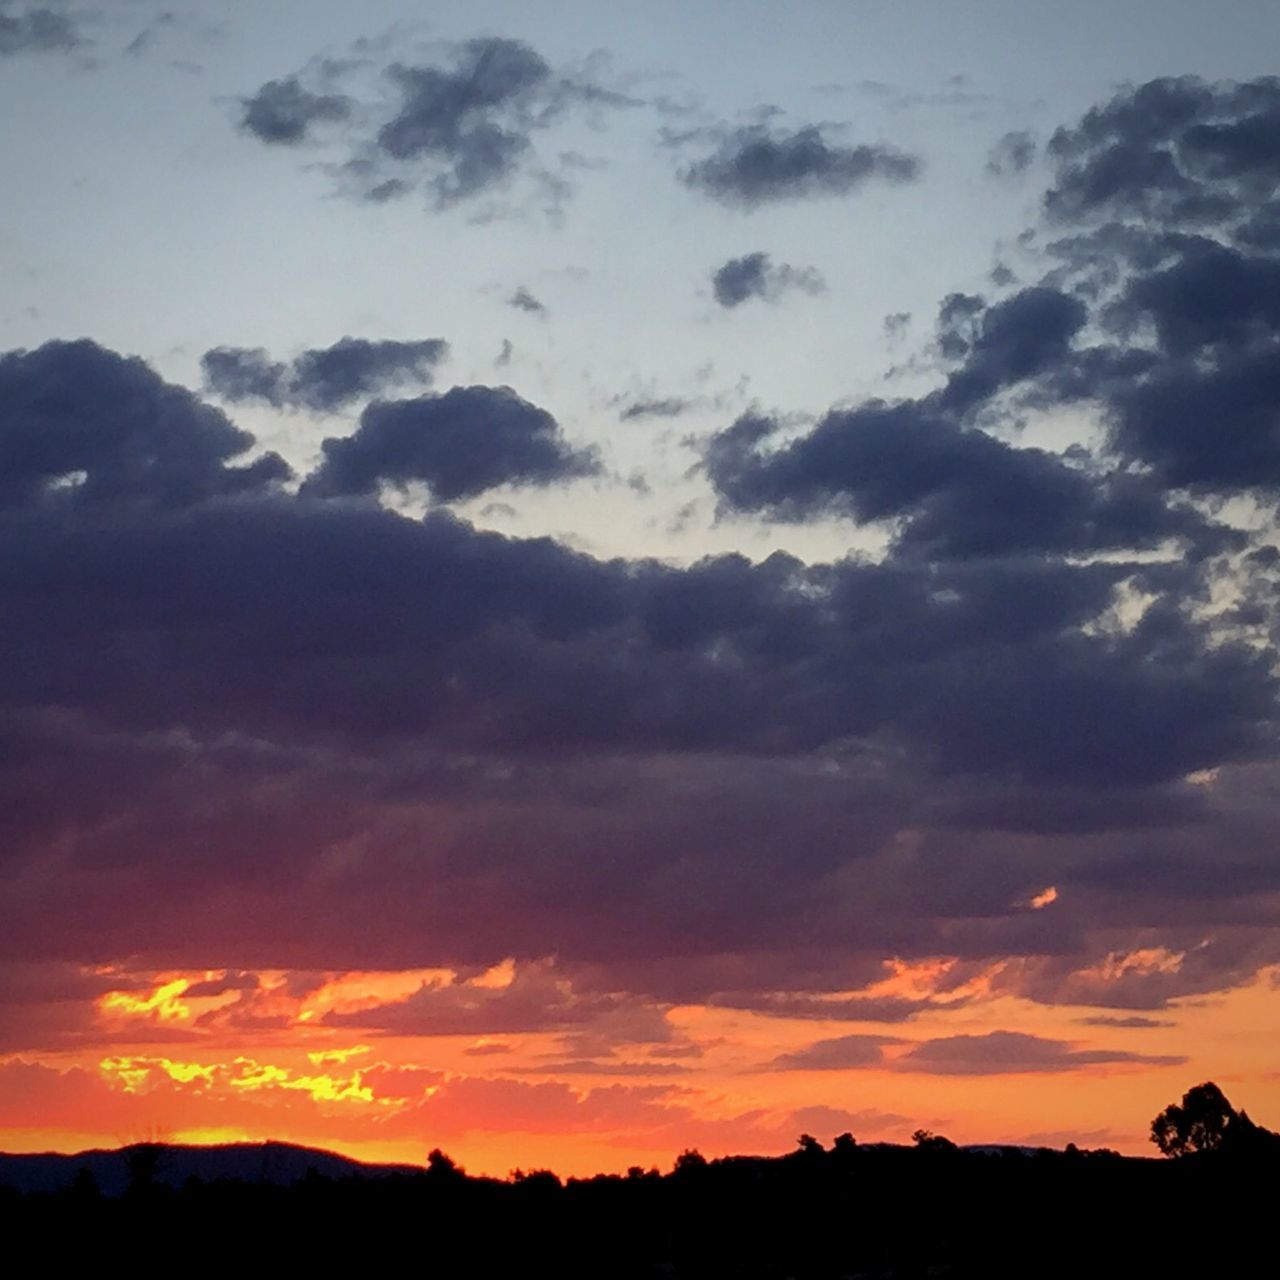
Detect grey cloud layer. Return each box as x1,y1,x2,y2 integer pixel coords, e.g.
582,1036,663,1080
5,76,1280,1024
2,334,1278,1003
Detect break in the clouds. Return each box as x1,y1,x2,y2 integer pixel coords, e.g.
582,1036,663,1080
305,383,599,499
0,3,78,57
202,338,448,412
711,252,825,308
242,36,632,208
681,122,920,208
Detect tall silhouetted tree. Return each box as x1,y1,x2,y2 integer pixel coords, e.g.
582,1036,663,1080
1150,1082,1238,1156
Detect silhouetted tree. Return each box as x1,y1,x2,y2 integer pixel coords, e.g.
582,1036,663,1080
912,1129,957,1153
795,1133,825,1157
672,1148,707,1174
125,1143,163,1194
831,1132,857,1156
1151,1082,1238,1156
425,1148,465,1181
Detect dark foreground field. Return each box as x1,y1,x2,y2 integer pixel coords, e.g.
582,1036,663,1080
1,1133,1275,1277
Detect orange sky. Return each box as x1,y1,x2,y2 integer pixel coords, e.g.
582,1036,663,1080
5,955,1276,1177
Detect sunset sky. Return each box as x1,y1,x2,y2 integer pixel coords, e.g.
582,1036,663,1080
3,0,1280,1177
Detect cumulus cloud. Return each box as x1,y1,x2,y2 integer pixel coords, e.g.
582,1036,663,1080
304,384,599,500
682,123,920,208
711,252,825,308
0,339,290,509
1045,76,1280,234
704,401,1221,560
202,337,448,412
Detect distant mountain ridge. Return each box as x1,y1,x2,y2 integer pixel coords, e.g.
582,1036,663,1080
0,1141,418,1196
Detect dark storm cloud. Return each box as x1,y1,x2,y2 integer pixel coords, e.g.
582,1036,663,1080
894,1031,1184,1075
0,339,290,509
239,76,352,145
711,252,825,308
0,4,78,56
202,337,448,412
1,439,1268,796
682,123,920,208
305,384,599,500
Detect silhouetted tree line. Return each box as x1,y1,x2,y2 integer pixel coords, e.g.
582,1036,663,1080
2,1083,1275,1277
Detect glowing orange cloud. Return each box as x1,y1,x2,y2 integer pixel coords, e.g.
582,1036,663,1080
99,978,192,1021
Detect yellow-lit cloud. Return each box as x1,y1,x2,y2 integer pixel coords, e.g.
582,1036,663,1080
99,978,192,1022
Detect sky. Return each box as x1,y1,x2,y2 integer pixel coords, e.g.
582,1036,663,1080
2,0,1280,1176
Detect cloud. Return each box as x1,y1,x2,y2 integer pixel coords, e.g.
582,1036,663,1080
513,1059,692,1077
704,400,1220,560
682,123,920,208
0,5,79,57
767,1034,898,1071
239,76,352,145
202,338,448,412
321,961,672,1044
304,384,599,500
0,339,290,509
619,398,689,421
987,130,1037,177
242,36,633,210
711,252,825,308
894,1030,1185,1075
508,287,547,316
1045,77,1280,235
1079,1015,1173,1029
8,76,1280,1031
